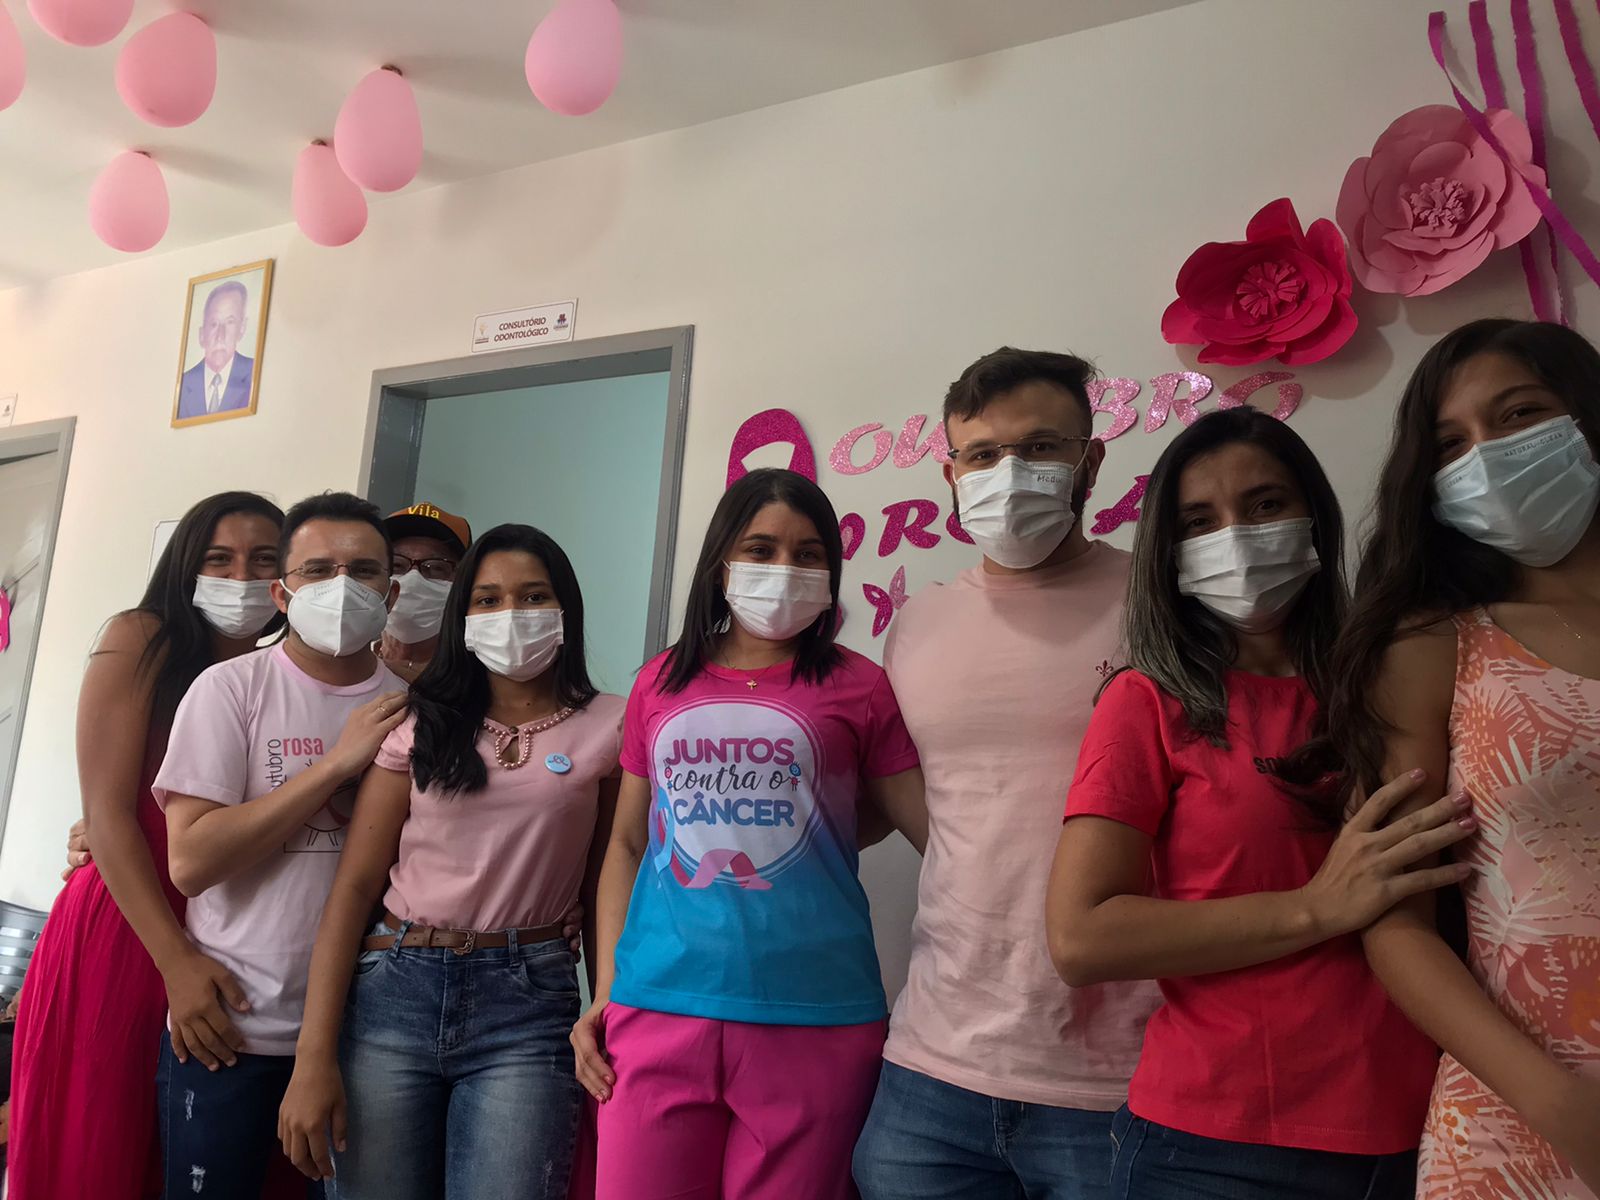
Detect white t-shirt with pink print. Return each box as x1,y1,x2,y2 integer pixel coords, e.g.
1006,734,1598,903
153,643,405,1055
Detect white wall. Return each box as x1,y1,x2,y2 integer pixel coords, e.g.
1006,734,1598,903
1,0,1596,998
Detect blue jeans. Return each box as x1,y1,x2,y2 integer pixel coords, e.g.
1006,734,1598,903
1108,1107,1417,1200
330,923,583,1200
157,1041,324,1199
853,1061,1115,1199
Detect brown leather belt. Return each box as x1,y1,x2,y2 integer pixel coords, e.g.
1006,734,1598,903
362,911,565,957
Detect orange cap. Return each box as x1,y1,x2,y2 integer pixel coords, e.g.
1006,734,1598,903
385,503,472,556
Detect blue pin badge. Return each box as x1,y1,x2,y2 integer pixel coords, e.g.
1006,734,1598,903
545,753,572,775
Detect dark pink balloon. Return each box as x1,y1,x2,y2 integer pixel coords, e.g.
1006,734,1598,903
27,0,132,46
334,67,422,193
116,12,215,127
0,2,25,111
293,142,368,248
525,0,621,117
89,151,168,252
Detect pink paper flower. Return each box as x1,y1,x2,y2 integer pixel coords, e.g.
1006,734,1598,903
1337,104,1544,296
1161,198,1356,367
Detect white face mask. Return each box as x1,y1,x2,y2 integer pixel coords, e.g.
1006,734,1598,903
464,608,564,681
955,455,1078,569
1177,517,1320,633
724,561,833,642
192,575,277,640
1432,416,1600,568
283,575,390,658
385,570,452,643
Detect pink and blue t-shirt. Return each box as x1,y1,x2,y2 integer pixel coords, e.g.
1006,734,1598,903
612,648,919,1027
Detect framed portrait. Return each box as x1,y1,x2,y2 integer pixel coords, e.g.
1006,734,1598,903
171,259,274,428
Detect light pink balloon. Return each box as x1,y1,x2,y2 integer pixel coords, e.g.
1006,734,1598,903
27,0,132,46
525,0,621,117
334,67,421,193
293,142,368,248
116,12,215,127
0,3,25,111
88,150,168,252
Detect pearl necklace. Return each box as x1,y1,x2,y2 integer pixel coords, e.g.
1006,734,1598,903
485,707,575,769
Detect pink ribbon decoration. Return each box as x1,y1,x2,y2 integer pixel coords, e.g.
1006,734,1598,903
1553,0,1600,142
1510,0,1568,324
862,566,909,638
0,586,11,653
725,408,817,488
838,512,866,560
1432,8,1600,318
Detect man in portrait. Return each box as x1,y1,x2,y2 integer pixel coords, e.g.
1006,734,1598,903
177,279,254,420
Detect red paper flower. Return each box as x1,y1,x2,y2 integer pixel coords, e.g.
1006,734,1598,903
1161,198,1357,367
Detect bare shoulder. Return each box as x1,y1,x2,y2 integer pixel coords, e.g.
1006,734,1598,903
91,610,163,661
1374,613,1458,725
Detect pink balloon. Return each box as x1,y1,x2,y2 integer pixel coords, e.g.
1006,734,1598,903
334,67,421,193
293,142,368,248
116,12,215,127
525,0,621,117
26,0,132,46
0,3,25,111
88,150,168,252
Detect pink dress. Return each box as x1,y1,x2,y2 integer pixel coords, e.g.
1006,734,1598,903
1419,609,1600,1200
8,734,180,1200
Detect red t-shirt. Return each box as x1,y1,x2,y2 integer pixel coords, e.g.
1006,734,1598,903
1064,669,1436,1155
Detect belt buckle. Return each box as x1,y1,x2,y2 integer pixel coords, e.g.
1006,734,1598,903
450,928,477,957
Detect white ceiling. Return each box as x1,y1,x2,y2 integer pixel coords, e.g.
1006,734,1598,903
0,0,1199,288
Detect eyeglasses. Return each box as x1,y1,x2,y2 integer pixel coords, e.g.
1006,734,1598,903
285,559,390,585
947,436,1091,468
391,554,459,583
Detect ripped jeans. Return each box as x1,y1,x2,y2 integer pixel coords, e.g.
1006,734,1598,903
157,1041,323,1199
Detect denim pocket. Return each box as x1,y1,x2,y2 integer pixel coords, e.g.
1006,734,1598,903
353,921,399,978
519,946,581,999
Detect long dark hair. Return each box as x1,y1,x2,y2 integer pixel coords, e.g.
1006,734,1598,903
133,491,286,729
1117,407,1346,758
1287,319,1600,795
409,524,598,796
660,468,845,694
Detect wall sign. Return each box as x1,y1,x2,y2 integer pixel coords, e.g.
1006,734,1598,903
470,300,577,354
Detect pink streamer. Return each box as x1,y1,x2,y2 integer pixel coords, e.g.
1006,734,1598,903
1510,0,1567,324
1433,10,1600,312
1554,0,1600,142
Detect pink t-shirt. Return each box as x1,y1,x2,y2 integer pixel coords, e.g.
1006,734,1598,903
153,644,405,1055
882,543,1160,1108
374,694,625,931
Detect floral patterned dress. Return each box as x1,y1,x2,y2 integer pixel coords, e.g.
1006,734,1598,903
1419,608,1600,1200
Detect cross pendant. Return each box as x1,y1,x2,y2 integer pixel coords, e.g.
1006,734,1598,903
746,679,758,691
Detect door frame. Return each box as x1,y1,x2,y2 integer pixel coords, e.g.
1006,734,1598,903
0,416,76,836
358,326,693,664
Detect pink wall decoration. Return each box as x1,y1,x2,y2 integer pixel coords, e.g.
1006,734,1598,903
878,500,942,557
1336,105,1543,297
839,513,866,561
116,13,216,128
88,151,168,252
1091,476,1149,536
1088,378,1142,442
293,142,368,248
1144,372,1213,432
27,0,130,46
862,567,909,638
893,415,951,468
335,67,422,193
1162,198,1356,367
0,2,24,111
945,510,973,545
525,0,622,117
724,408,818,488
1222,372,1303,422
831,424,894,475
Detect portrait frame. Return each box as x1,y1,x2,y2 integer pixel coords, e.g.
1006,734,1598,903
170,259,274,429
